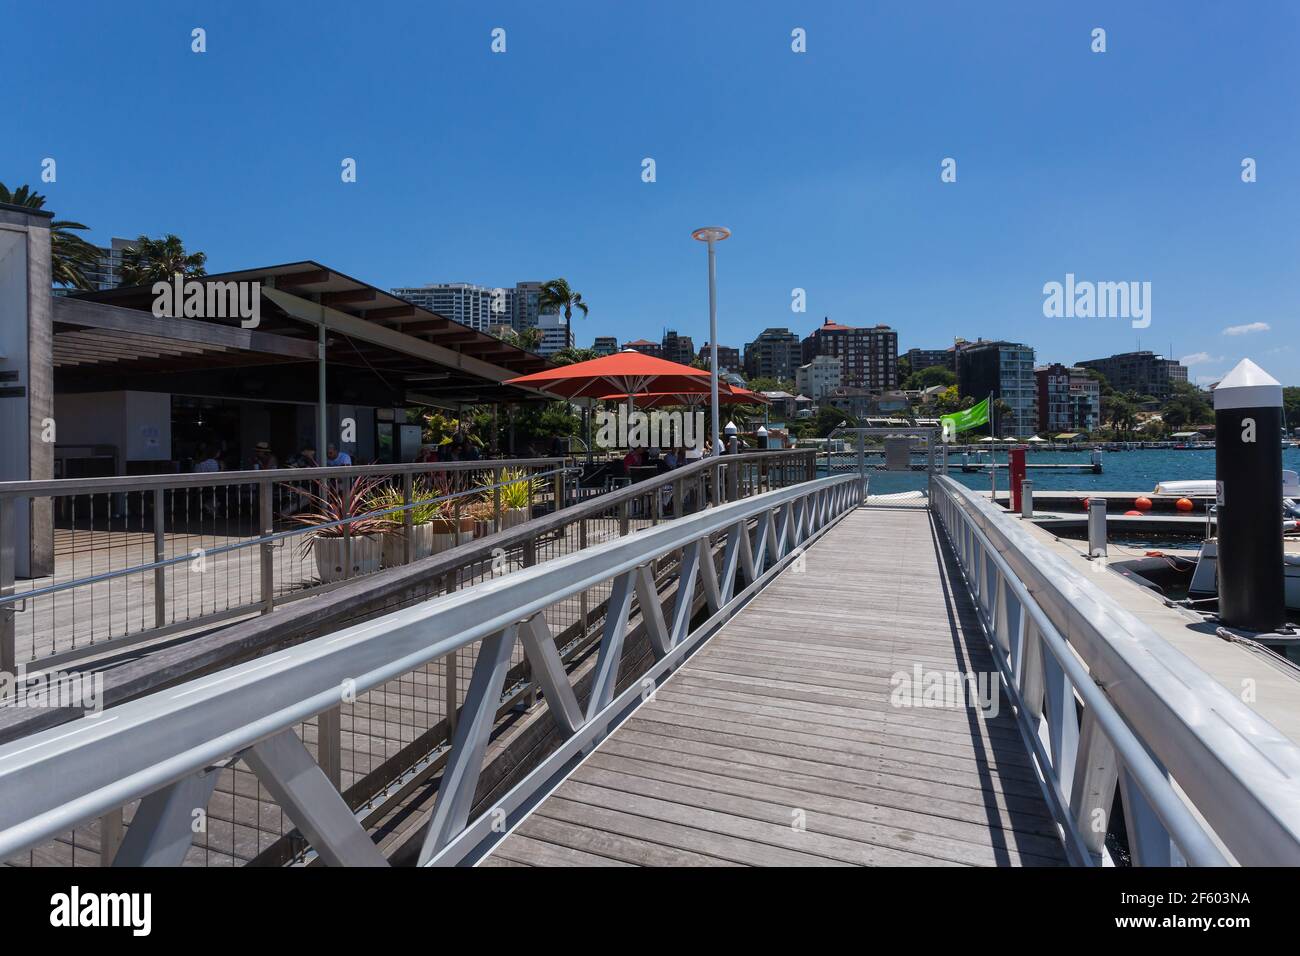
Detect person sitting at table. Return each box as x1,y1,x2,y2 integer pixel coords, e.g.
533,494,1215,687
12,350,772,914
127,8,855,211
622,446,644,475
252,441,278,470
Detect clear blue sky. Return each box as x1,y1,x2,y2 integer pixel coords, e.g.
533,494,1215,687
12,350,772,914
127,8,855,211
5,1,1298,385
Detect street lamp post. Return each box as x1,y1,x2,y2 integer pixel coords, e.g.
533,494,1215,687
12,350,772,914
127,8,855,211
691,226,731,463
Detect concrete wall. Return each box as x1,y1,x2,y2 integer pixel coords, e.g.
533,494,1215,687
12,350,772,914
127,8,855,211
0,204,53,577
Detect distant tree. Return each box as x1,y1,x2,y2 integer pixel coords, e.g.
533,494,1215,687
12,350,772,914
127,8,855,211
1084,368,1112,396
119,234,207,286
904,366,956,390
538,278,588,345
494,326,543,352
1161,381,1213,430
1104,394,1138,436
512,400,582,448
813,404,855,437
746,376,796,394
1284,386,1300,431
932,385,965,413
895,355,912,384
0,182,101,290
549,346,599,366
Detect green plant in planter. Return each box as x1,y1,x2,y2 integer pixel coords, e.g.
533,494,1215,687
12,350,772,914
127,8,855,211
364,479,447,528
477,467,543,510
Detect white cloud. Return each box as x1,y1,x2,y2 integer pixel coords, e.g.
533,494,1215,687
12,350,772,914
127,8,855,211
1179,352,1222,366
1222,321,1270,336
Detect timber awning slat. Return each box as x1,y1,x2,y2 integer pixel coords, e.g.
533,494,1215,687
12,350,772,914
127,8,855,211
63,260,555,402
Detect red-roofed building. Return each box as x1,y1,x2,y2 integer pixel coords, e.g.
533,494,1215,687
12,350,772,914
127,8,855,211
621,338,664,359
801,318,898,392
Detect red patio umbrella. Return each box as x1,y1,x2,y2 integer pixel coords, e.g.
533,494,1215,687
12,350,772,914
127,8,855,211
599,386,767,409
503,350,715,400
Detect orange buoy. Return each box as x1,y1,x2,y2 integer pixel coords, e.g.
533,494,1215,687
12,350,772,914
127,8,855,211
1134,496,1152,511
1125,510,1142,516
1175,497,1194,512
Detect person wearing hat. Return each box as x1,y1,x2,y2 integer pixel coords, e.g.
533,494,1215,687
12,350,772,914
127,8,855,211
253,441,279,470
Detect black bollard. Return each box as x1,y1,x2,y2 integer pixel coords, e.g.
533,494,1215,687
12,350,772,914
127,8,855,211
1214,358,1285,631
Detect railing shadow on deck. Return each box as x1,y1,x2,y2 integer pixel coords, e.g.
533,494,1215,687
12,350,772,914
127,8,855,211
925,511,1053,867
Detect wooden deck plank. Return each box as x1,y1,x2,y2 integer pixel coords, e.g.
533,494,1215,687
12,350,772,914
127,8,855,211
508,815,744,867
486,507,1067,867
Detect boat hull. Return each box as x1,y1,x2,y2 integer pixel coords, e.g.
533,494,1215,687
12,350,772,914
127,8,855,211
1188,538,1300,611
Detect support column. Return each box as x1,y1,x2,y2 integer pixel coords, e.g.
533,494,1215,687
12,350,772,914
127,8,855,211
0,204,55,577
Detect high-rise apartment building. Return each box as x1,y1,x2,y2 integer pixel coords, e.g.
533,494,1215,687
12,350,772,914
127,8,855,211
698,343,741,373
390,283,511,332
591,336,618,356
801,319,898,391
956,341,1037,436
1075,351,1188,401
905,347,954,373
391,280,559,333
535,313,574,356
661,330,696,365
744,328,802,381
64,237,136,292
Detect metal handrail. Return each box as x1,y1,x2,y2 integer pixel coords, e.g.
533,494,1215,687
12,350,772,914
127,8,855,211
0,473,858,864
0,456,568,498
931,475,1300,866
0,466,579,608
0,449,810,609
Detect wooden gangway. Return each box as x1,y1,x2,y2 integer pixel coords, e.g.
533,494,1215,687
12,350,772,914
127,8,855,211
484,508,1068,866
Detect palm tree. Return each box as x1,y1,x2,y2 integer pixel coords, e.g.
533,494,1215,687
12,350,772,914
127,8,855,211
0,183,102,290
119,234,207,286
498,326,543,352
538,279,588,347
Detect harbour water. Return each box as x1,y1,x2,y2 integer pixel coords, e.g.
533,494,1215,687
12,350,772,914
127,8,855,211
948,447,1300,494
830,447,1300,498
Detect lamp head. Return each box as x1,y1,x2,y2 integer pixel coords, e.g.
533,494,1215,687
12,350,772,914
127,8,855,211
691,226,731,243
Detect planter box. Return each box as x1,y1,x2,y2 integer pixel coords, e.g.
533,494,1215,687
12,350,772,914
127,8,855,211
313,534,383,584
381,520,474,567
471,506,529,539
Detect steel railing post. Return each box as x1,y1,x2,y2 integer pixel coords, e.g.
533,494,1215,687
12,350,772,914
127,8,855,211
856,440,866,506
1021,479,1034,519
317,706,343,791
259,479,274,614
493,466,503,533
99,808,123,866
578,518,589,629
0,496,16,676
152,488,167,627
403,472,415,565
553,468,564,513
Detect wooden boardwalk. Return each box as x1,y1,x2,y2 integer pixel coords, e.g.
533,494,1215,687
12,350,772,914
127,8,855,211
484,507,1068,867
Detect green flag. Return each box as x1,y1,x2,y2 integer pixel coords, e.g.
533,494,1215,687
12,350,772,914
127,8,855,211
940,397,990,441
